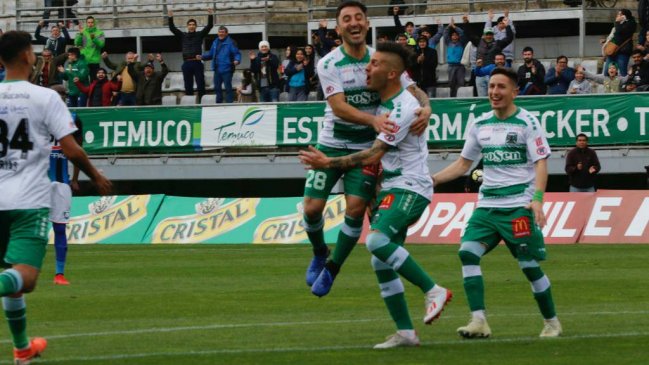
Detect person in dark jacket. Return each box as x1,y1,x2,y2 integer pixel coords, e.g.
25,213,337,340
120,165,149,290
517,46,547,95
168,8,213,100
249,40,281,102
34,20,70,57
202,26,241,103
565,134,600,192
411,36,438,97
544,55,575,95
603,9,636,77
31,49,67,86
135,54,168,106
74,67,121,107
284,48,313,101
466,17,513,96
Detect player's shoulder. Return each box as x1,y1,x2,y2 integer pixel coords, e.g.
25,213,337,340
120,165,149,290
473,110,495,126
318,48,343,72
514,107,541,128
0,81,58,106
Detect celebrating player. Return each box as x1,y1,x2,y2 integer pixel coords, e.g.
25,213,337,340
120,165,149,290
432,67,562,339
300,42,451,348
303,0,432,297
0,31,112,364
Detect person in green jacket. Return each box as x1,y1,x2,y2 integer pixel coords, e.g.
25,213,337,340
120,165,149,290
57,47,90,107
74,16,104,81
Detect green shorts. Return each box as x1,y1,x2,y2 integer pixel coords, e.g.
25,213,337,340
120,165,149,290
462,207,546,261
0,209,50,269
370,188,430,244
303,144,379,202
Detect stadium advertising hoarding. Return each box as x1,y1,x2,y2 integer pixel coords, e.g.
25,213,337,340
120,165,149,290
74,94,649,154
55,191,649,244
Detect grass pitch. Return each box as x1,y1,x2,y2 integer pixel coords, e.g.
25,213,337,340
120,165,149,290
4,244,649,365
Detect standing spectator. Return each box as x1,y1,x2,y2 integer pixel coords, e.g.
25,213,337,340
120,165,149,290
280,46,293,93
567,66,592,94
237,69,257,103
315,20,337,57
250,40,281,102
74,16,105,81
58,47,89,107
544,55,575,95
74,68,121,107
485,9,516,67
411,36,438,97
640,0,649,48
168,8,213,101
622,49,649,92
517,46,546,95
583,63,625,93
419,21,444,50
466,16,513,96
203,26,241,104
565,134,600,192
285,48,313,101
393,7,416,46
444,17,468,97
135,54,168,105
31,49,66,86
102,51,142,106
637,30,649,57
34,21,70,57
603,9,636,77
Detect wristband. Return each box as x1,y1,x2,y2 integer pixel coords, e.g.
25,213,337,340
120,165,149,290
532,190,544,203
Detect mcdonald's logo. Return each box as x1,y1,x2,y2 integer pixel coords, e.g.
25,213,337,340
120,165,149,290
512,216,531,238
379,194,395,210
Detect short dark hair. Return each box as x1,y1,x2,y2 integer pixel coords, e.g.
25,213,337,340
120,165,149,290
86,16,95,21
395,34,408,40
556,55,568,63
218,25,228,32
0,31,32,65
495,52,506,59
522,46,534,53
576,133,588,141
496,16,505,24
405,21,414,28
187,19,197,25
336,1,367,21
68,47,80,57
376,41,412,72
632,49,644,57
490,67,518,86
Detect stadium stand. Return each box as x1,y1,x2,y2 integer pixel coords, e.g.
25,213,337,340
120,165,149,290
161,95,178,105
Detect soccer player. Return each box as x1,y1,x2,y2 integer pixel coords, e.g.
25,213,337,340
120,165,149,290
432,67,562,338
304,0,432,297
0,31,112,364
300,42,452,349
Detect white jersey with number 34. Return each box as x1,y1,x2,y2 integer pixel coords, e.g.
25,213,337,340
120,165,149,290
0,81,77,210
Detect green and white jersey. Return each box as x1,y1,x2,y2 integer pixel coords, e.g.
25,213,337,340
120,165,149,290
317,46,415,150
376,89,432,200
0,81,77,210
461,107,550,208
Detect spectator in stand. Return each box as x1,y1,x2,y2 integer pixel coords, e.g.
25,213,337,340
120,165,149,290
31,49,66,87
640,0,649,48
43,0,78,27
377,33,390,43
135,54,169,106
393,7,416,46
34,21,70,57
544,55,575,95
74,68,121,106
237,69,257,103
444,17,468,97
315,20,337,57
567,66,591,94
285,48,313,101
466,16,513,96
412,36,438,98
603,9,636,77
74,16,105,81
583,63,625,93
517,46,546,95
622,49,649,92
203,26,241,104
102,51,142,106
168,8,213,101
637,31,649,57
485,9,516,67
280,45,293,92
57,47,89,107
250,40,281,102
419,20,444,50
565,133,600,192
475,53,506,83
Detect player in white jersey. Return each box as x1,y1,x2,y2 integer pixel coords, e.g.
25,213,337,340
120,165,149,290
303,1,433,298
0,31,112,364
301,42,451,349
432,67,562,339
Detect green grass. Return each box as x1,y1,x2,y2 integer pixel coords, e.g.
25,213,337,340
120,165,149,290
5,244,649,364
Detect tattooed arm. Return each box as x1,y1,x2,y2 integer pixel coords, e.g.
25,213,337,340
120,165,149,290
407,84,432,136
299,140,389,170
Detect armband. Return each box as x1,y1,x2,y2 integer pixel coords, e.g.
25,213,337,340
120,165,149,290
532,190,544,203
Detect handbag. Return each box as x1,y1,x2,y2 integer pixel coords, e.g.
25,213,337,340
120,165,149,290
602,37,632,57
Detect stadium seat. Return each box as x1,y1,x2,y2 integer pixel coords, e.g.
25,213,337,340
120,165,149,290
180,95,198,105
215,1,233,10
436,63,449,84
119,0,139,13
77,0,112,15
162,95,178,105
436,87,450,98
279,92,289,102
581,59,598,74
18,0,41,17
201,94,217,104
139,0,163,12
307,91,317,101
457,86,473,98
595,83,605,94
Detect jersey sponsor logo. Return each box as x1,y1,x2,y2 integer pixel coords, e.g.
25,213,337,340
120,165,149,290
535,137,544,147
379,193,395,210
506,132,518,144
326,86,334,94
362,163,379,177
483,150,523,163
537,147,547,156
385,134,396,142
512,216,531,238
345,91,379,105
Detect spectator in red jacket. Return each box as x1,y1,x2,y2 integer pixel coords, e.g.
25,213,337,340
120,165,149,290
74,67,121,106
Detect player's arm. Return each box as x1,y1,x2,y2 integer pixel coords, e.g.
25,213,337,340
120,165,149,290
59,135,112,195
528,157,548,227
406,84,432,136
432,156,473,187
299,140,389,170
328,93,394,135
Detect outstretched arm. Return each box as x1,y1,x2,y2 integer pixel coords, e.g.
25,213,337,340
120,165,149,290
432,156,474,187
299,140,389,170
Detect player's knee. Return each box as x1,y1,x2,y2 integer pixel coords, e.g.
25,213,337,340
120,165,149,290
366,232,390,252
344,200,366,219
458,241,485,265
519,260,545,282
302,197,326,219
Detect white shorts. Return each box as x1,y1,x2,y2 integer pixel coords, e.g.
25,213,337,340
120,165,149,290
49,182,72,224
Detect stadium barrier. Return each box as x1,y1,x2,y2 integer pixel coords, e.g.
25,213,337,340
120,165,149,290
74,93,649,155
51,190,649,244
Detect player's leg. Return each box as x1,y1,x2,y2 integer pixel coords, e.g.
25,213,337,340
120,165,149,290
50,182,72,285
370,256,419,349
457,208,499,338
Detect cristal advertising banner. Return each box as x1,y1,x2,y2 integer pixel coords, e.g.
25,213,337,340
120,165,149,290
53,191,649,244
73,94,649,154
